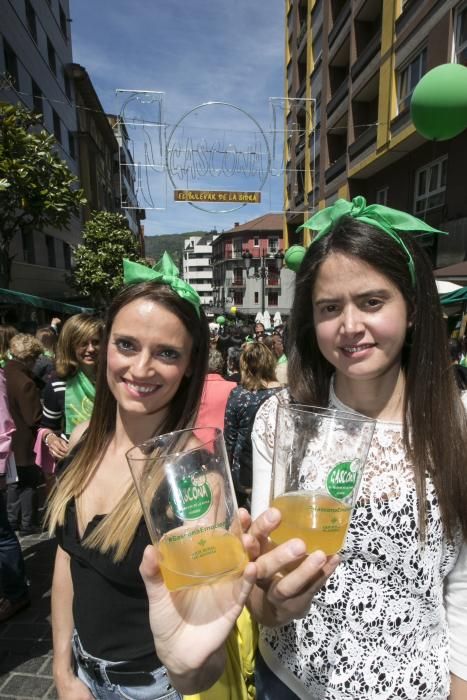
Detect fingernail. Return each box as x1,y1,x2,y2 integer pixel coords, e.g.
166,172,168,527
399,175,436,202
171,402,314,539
310,550,326,568
288,539,306,556
265,508,279,523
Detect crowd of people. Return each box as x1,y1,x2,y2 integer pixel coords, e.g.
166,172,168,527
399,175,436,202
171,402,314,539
0,197,466,699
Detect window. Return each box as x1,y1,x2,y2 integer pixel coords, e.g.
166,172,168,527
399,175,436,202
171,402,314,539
268,237,279,253
45,235,56,267
397,48,427,113
68,130,75,159
414,157,447,214
3,40,19,88
22,231,35,264
233,239,243,257
64,69,72,100
233,291,243,305
31,79,43,116
25,0,37,42
254,292,259,304
47,37,56,74
268,291,279,307
52,109,61,142
254,237,259,247
376,187,388,205
63,242,72,270
233,267,243,285
455,3,467,66
59,3,68,38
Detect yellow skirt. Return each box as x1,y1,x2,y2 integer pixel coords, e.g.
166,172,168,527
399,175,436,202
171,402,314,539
183,607,258,700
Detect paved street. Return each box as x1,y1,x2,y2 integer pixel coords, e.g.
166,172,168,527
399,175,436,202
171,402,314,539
0,532,57,699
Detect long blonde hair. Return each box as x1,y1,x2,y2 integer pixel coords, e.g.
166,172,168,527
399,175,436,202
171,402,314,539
46,282,209,560
55,314,104,379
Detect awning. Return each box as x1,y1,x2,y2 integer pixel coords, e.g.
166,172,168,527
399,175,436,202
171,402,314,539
0,288,93,314
439,287,467,305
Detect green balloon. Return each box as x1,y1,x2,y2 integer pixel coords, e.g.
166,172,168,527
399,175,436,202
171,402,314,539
411,64,467,141
285,245,306,273
216,315,226,325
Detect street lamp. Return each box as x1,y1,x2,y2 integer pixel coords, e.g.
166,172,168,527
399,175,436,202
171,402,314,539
242,249,285,314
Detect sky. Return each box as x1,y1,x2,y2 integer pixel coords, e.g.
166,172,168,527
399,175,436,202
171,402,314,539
70,0,286,236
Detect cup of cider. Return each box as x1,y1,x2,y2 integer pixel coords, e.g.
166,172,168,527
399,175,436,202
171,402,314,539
270,404,375,555
127,427,248,591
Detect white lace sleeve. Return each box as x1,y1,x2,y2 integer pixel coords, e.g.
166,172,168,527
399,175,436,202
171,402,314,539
251,390,289,519
445,542,467,680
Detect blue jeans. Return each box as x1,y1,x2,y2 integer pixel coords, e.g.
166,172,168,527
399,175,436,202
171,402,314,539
255,651,299,699
0,490,28,601
73,633,182,700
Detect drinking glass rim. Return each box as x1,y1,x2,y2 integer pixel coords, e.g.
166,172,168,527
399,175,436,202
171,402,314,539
279,402,376,425
125,425,223,462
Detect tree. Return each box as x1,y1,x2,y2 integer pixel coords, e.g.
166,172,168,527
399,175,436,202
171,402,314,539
70,211,145,305
0,103,85,287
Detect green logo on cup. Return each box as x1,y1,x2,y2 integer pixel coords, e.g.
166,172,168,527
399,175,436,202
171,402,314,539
170,472,212,521
326,461,358,499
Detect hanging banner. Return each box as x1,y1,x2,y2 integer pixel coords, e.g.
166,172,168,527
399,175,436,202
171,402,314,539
174,190,261,203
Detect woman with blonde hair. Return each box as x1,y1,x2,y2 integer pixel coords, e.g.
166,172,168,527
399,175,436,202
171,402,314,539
224,342,281,508
40,314,103,462
5,333,44,534
46,254,340,699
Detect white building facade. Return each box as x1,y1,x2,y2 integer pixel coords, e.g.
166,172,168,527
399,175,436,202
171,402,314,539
182,233,217,311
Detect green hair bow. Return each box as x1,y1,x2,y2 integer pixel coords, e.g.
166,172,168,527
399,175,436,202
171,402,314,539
297,196,447,285
123,252,201,317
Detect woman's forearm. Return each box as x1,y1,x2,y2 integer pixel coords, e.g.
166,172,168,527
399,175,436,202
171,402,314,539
51,546,75,680
449,672,467,699
167,647,226,694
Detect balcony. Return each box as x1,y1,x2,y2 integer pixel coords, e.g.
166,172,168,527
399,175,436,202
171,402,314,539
351,33,381,82
297,22,307,49
266,278,281,288
328,4,351,49
325,153,347,184
390,107,412,136
395,0,426,34
348,124,377,161
326,77,349,118
229,280,245,289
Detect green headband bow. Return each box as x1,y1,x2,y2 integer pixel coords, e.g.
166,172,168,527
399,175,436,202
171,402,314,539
123,252,201,317
297,195,447,285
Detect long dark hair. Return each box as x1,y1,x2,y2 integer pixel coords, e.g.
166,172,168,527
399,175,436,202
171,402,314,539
47,282,209,559
288,216,467,540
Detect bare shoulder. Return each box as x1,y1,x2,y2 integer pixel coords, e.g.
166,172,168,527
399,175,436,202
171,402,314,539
68,420,90,450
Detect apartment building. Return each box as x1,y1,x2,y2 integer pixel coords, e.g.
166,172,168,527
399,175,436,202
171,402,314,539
212,214,295,317
182,233,217,311
0,0,79,297
285,0,467,268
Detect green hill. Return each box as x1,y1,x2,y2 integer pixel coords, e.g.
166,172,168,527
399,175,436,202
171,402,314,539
144,232,208,268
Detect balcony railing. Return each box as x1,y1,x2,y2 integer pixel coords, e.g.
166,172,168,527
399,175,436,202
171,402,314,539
348,124,377,161
326,76,349,118
328,4,351,49
395,0,426,34
390,107,412,136
325,153,347,184
351,33,381,82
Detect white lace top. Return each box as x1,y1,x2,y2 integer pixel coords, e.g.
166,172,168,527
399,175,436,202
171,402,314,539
251,388,462,700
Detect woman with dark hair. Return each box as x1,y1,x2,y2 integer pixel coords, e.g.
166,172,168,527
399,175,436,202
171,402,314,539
0,325,17,367
40,314,104,462
224,342,281,508
45,253,338,700
250,198,467,699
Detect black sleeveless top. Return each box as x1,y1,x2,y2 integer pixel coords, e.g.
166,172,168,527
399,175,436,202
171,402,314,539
56,500,160,667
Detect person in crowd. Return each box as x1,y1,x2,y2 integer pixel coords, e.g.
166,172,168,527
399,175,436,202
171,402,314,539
33,325,58,391
448,338,467,391
0,350,30,621
0,325,17,367
40,314,103,463
263,332,288,386
224,342,281,509
45,253,339,700
251,197,467,699
5,333,44,535
254,321,265,339
196,348,236,430
224,345,241,383
216,324,244,360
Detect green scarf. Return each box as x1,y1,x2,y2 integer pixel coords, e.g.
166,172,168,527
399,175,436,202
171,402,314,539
65,370,96,435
